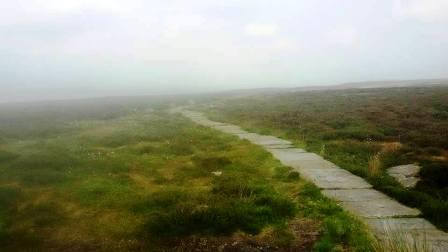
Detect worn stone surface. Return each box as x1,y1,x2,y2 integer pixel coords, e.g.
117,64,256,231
267,148,310,164
265,144,295,149
275,152,322,161
387,164,421,188
365,218,448,251
300,169,372,189
366,217,439,233
243,134,292,146
323,188,389,202
290,159,340,170
323,189,420,217
212,125,248,135
179,109,448,250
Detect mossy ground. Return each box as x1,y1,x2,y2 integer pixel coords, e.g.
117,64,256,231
0,104,373,251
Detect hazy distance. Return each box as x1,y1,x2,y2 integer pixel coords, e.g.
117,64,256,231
1,0,448,103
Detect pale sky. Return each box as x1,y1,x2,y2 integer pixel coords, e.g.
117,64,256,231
1,0,448,102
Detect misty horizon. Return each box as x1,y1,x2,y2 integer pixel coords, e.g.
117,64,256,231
1,0,448,102
2,77,448,104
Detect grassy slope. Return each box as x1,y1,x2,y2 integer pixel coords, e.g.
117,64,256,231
0,103,373,251
202,86,448,231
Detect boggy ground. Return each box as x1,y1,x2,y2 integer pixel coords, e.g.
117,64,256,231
200,85,448,231
0,102,373,251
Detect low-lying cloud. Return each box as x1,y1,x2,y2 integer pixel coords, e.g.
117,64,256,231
1,0,447,102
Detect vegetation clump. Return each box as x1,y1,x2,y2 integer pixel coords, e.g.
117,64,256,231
204,86,448,231
0,102,374,251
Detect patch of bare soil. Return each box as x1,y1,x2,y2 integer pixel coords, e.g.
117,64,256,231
163,218,321,252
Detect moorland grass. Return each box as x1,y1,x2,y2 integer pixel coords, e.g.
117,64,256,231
202,86,448,231
0,106,374,251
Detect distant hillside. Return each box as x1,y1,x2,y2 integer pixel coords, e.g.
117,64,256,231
217,78,448,98
336,78,448,89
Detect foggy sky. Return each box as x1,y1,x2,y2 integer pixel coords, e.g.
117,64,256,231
1,0,448,102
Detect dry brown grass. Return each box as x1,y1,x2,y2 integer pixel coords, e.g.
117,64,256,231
368,153,382,177
373,228,432,252
380,141,402,152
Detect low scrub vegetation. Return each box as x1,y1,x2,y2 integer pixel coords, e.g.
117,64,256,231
0,102,374,251
203,86,448,231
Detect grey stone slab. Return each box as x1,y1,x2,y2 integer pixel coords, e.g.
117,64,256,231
234,133,257,139
241,134,292,146
191,119,227,127
277,152,323,161
300,169,372,189
337,200,420,218
267,145,295,150
388,164,420,177
322,188,389,202
267,148,308,164
181,111,227,127
290,159,340,170
323,189,420,217
392,176,420,188
365,218,448,251
387,164,421,188
212,125,248,134
366,218,438,234
265,144,295,149
197,120,227,127
237,132,262,140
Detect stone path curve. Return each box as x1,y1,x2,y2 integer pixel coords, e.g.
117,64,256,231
177,109,448,251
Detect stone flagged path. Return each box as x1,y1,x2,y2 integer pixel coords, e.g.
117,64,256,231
178,109,448,251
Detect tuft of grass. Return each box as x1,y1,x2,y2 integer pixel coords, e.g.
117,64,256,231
295,183,375,251
287,171,301,181
319,144,326,157
373,227,432,252
368,153,382,177
314,213,374,251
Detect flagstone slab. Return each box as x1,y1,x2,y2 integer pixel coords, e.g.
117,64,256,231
323,189,420,217
289,159,340,170
365,218,448,251
323,188,389,202
265,144,295,149
275,152,323,162
197,120,227,127
300,169,372,189
212,125,248,134
234,133,258,139
241,134,292,146
366,217,439,234
267,148,308,163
